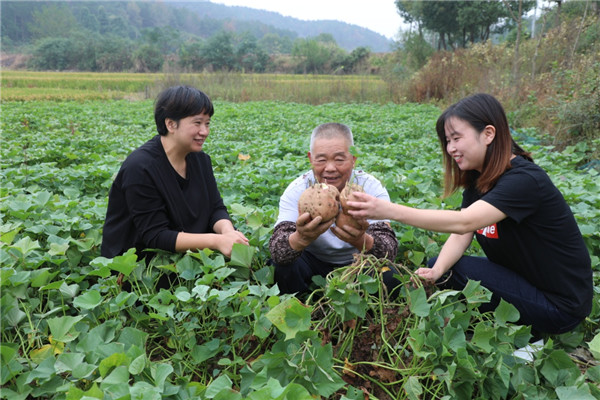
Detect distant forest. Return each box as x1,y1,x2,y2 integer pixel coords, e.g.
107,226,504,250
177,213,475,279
1,1,390,74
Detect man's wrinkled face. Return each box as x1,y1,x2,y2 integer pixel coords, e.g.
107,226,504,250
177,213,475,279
308,136,356,192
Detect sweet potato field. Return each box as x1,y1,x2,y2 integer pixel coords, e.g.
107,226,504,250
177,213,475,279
1,99,599,399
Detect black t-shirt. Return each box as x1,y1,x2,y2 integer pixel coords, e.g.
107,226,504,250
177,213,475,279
462,156,592,318
101,135,230,258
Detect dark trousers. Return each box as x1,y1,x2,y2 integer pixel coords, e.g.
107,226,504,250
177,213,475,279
429,256,583,335
274,251,402,296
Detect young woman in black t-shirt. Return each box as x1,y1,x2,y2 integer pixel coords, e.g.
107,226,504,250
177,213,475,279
348,93,592,334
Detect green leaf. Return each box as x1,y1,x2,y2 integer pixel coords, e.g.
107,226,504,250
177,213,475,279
443,324,465,352
404,376,423,400
48,241,70,256
118,327,148,351
59,281,80,298
229,203,254,216
229,243,256,268
76,320,120,355
175,255,199,280
55,352,97,379
540,350,580,387
47,315,84,342
151,362,173,389
99,353,129,378
205,375,234,398
408,287,430,317
0,343,18,364
408,250,424,266
461,279,492,305
246,213,263,229
30,268,59,287
33,190,52,207
55,352,85,373
0,344,23,386
174,287,192,302
191,339,221,363
130,381,162,399
25,356,56,384
1,227,21,244
585,365,600,383
0,268,15,286
129,354,146,375
247,378,314,400
0,388,31,400
11,236,41,256
470,322,494,352
555,385,597,400
266,297,311,340
109,248,138,276
494,299,520,325
588,332,600,360
79,383,103,399
253,314,273,339
0,294,26,327
101,365,130,385
73,290,103,310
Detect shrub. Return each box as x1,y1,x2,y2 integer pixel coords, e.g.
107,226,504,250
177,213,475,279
28,37,78,70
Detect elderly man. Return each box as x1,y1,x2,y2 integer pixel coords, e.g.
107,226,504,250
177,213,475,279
269,122,399,295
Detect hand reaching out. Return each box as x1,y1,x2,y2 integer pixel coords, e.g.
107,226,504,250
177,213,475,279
347,192,393,221
414,267,444,284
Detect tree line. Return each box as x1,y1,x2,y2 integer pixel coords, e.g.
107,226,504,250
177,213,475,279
1,1,371,74
2,1,598,76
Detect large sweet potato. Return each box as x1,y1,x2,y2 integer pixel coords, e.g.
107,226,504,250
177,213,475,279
298,183,340,222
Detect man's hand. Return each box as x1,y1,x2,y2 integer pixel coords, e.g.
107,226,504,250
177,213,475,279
289,212,335,250
331,218,372,250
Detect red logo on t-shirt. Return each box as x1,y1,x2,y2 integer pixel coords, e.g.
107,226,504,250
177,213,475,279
477,224,498,239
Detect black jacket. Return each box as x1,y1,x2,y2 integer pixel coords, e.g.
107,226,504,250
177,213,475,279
101,135,230,258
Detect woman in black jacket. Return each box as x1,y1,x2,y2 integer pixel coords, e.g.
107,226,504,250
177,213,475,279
101,85,248,259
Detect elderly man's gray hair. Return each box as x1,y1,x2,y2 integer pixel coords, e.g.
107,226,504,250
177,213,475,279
309,123,354,152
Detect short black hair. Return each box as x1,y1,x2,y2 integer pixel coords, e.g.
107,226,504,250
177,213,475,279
154,86,214,136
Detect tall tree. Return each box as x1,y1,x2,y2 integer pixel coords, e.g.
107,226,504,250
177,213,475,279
235,33,270,72
502,0,536,96
457,1,506,44
203,31,235,71
292,37,335,73
396,0,534,49
0,2,34,44
28,4,79,40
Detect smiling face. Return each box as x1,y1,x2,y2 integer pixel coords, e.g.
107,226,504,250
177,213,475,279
166,112,211,154
444,117,495,172
308,136,356,192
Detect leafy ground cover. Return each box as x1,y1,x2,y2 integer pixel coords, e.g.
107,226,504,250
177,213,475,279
1,100,599,399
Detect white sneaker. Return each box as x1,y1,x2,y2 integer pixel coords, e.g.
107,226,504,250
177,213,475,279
513,339,544,362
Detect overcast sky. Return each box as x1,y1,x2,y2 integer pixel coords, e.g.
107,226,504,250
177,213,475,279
211,0,406,39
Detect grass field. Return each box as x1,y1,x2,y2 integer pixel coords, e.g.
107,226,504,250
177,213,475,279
1,71,398,104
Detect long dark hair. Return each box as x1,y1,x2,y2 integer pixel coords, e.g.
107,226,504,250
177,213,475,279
154,86,214,136
436,93,532,196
